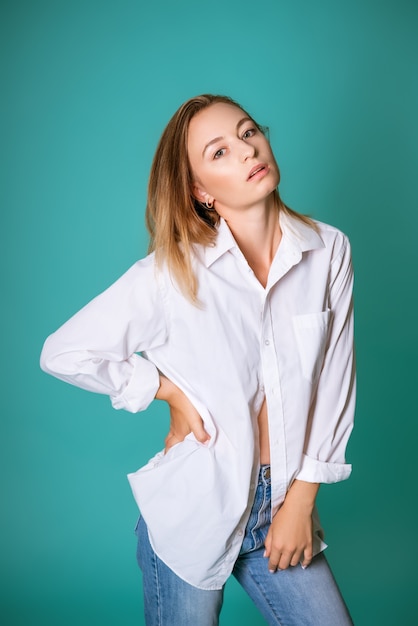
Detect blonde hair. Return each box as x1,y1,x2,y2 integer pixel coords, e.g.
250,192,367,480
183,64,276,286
146,94,316,302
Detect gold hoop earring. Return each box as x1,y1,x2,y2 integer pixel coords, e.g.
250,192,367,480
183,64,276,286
205,199,214,210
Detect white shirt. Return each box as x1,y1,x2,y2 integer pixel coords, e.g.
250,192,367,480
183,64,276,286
40,211,355,590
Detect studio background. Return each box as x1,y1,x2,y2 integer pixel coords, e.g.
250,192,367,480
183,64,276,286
1,0,417,624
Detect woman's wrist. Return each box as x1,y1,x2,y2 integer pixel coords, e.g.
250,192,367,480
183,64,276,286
156,374,183,405
285,479,319,512
155,374,172,401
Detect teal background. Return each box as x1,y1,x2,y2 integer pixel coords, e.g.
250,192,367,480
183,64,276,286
1,0,417,624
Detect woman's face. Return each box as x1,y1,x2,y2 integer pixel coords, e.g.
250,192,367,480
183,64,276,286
187,102,280,215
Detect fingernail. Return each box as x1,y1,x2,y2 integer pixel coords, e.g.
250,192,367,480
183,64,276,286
269,569,275,574
301,564,308,570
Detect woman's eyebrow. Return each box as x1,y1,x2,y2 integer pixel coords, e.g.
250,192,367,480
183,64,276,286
202,117,253,156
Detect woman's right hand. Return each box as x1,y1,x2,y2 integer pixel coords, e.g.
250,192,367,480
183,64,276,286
156,375,210,453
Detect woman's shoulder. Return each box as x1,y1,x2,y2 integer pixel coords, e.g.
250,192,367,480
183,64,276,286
313,219,351,254
303,219,353,275
107,251,159,292
132,250,157,269
313,218,349,238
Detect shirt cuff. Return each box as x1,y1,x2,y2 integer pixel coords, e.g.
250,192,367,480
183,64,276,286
296,454,352,484
111,355,160,413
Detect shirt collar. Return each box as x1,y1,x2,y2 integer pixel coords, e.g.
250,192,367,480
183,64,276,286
279,210,325,254
202,218,239,267
202,211,324,268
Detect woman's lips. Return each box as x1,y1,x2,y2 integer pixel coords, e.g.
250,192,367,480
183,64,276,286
247,163,269,180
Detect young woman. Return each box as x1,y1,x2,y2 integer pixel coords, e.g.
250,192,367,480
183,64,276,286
40,94,356,625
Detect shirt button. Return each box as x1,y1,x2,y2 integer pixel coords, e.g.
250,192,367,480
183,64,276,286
264,339,270,345
237,529,244,536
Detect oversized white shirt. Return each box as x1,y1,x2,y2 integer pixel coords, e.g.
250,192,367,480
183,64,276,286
40,211,355,590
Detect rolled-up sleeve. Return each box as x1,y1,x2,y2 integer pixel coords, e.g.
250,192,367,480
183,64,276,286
295,235,356,484
40,256,166,413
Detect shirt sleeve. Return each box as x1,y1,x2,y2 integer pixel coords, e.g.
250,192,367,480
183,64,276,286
295,234,356,484
40,256,166,413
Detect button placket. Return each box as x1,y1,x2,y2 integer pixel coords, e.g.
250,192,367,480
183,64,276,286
260,297,288,505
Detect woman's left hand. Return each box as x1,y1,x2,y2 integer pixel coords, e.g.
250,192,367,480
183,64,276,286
264,480,319,572
156,374,210,453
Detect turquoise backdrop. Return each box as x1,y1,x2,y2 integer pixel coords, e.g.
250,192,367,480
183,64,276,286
2,0,417,624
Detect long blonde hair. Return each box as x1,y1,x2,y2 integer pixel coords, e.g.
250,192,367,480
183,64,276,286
146,94,315,302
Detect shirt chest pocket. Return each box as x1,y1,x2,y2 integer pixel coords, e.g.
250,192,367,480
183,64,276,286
292,310,331,385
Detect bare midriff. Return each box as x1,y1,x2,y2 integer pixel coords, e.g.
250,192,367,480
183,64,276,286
257,398,271,465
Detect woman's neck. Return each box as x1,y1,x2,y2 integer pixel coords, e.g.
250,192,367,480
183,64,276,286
219,195,282,287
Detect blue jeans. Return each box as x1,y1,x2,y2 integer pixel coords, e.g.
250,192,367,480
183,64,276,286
135,466,353,626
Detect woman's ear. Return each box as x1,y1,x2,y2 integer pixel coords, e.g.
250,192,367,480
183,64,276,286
192,183,209,204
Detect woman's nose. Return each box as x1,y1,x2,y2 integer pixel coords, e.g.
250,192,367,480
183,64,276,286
239,140,256,161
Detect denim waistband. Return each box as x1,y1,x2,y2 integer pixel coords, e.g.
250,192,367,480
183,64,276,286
258,464,271,484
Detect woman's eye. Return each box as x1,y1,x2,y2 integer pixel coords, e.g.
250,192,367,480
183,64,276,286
213,148,226,159
242,128,256,140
